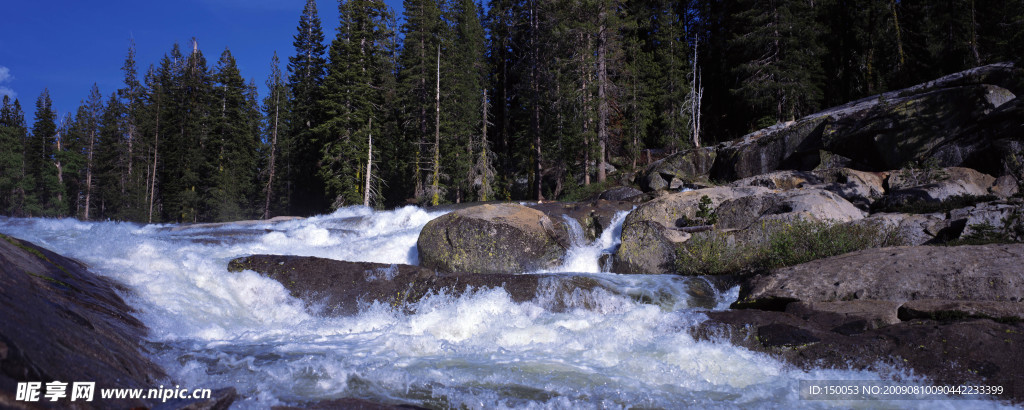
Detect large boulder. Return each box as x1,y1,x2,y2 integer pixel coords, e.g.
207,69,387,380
0,234,168,409
693,309,1024,404
614,187,866,274
729,168,888,210
930,95,1024,176
710,116,830,181
735,244,1024,309
613,187,771,273
701,63,1019,183
948,198,1024,240
713,189,866,230
850,212,956,245
417,204,568,274
228,255,615,315
822,85,1015,170
638,147,716,191
884,166,996,202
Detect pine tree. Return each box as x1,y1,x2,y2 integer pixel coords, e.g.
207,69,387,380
730,0,825,128
116,40,150,221
95,92,126,220
208,48,259,221
0,96,28,215
161,41,214,222
262,52,291,218
446,0,489,202
75,84,103,220
318,0,397,208
287,0,329,215
398,0,443,202
27,89,61,216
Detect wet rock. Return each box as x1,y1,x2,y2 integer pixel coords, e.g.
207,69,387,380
228,255,613,316
898,299,1024,322
417,204,568,274
785,300,902,332
613,220,680,274
529,199,635,241
0,234,166,409
735,244,1024,309
693,310,1024,404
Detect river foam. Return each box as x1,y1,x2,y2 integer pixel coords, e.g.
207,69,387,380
0,209,1010,409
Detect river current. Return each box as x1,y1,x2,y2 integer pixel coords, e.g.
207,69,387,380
0,206,1007,409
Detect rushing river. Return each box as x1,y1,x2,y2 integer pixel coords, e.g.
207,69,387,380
0,207,1008,409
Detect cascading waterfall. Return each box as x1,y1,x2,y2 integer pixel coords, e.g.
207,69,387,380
551,210,629,274
0,208,1006,409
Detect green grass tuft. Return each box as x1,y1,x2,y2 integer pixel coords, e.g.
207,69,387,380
674,219,903,275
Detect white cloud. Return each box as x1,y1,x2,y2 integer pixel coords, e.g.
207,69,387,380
0,66,13,98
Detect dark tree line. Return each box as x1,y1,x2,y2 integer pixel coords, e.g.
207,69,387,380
2,0,1022,221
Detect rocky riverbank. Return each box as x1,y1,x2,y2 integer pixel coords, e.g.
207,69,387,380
2,63,1022,407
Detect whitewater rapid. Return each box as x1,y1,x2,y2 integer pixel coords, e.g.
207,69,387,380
0,207,1008,409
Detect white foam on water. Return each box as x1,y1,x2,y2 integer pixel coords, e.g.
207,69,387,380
545,210,630,274
0,209,1013,409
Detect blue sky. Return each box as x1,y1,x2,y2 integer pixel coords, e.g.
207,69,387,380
1,0,404,124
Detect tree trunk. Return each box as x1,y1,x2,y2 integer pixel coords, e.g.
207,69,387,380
148,94,160,223
84,128,95,220
480,87,489,201
432,47,441,206
597,10,609,184
531,1,544,201
364,117,373,207
55,131,63,212
582,33,591,186
690,37,703,148
263,89,280,219
890,0,906,69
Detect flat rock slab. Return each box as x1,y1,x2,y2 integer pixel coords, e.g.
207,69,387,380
899,299,1024,322
228,255,612,316
785,300,902,333
736,244,1024,308
0,234,167,409
693,310,1024,404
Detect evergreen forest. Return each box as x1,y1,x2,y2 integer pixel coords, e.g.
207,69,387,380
1,0,1022,222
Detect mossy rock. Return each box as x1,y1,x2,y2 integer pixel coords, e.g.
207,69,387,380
417,203,569,274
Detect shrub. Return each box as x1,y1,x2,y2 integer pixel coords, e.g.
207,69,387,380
673,219,902,275
761,219,903,268
945,207,1024,246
